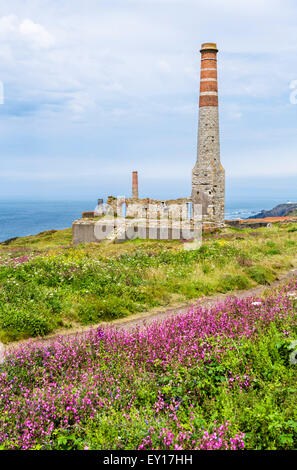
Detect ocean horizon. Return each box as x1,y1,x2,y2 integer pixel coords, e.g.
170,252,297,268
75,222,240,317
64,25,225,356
0,199,288,243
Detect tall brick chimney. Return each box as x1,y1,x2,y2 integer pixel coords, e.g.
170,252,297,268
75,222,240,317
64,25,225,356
192,42,225,227
132,171,138,199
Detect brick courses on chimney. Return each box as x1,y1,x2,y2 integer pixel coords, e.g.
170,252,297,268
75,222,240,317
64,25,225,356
132,171,139,199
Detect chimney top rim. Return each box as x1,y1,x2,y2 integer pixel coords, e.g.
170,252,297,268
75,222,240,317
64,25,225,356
200,43,218,53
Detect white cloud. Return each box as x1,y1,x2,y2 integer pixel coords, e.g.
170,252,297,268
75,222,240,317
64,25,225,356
0,15,54,49
19,19,55,49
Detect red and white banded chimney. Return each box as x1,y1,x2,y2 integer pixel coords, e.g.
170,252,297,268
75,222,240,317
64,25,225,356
199,42,219,107
192,43,225,227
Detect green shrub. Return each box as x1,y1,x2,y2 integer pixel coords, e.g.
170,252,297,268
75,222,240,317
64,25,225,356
247,266,275,285
78,296,134,323
263,241,282,255
219,274,251,292
0,307,52,339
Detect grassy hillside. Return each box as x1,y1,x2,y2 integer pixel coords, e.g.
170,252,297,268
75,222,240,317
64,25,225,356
0,228,73,249
0,223,297,343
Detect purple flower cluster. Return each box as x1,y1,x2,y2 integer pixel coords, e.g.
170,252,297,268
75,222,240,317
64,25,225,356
138,422,245,450
0,255,31,267
0,280,296,449
198,422,245,450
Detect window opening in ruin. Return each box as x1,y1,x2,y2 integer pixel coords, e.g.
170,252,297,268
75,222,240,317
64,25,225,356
121,202,127,218
187,202,192,220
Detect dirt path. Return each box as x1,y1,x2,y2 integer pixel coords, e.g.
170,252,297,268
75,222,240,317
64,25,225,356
114,268,297,330
6,268,297,351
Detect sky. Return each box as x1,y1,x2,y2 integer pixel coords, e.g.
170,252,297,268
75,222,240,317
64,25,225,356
0,0,297,207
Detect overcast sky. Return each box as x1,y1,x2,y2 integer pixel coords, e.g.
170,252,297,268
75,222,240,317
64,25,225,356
0,0,296,205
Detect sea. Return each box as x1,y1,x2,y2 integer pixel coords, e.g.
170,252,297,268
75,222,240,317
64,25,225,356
0,199,281,243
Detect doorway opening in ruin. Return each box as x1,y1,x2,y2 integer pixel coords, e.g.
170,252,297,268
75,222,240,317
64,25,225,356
121,202,127,218
187,202,192,220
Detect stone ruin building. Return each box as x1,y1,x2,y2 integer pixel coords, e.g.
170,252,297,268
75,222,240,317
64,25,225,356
73,43,225,244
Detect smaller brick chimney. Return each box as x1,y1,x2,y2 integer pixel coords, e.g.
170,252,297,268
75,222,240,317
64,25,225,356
132,171,138,199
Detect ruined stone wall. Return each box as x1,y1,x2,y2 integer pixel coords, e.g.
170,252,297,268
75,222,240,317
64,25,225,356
106,196,192,221
72,217,201,245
